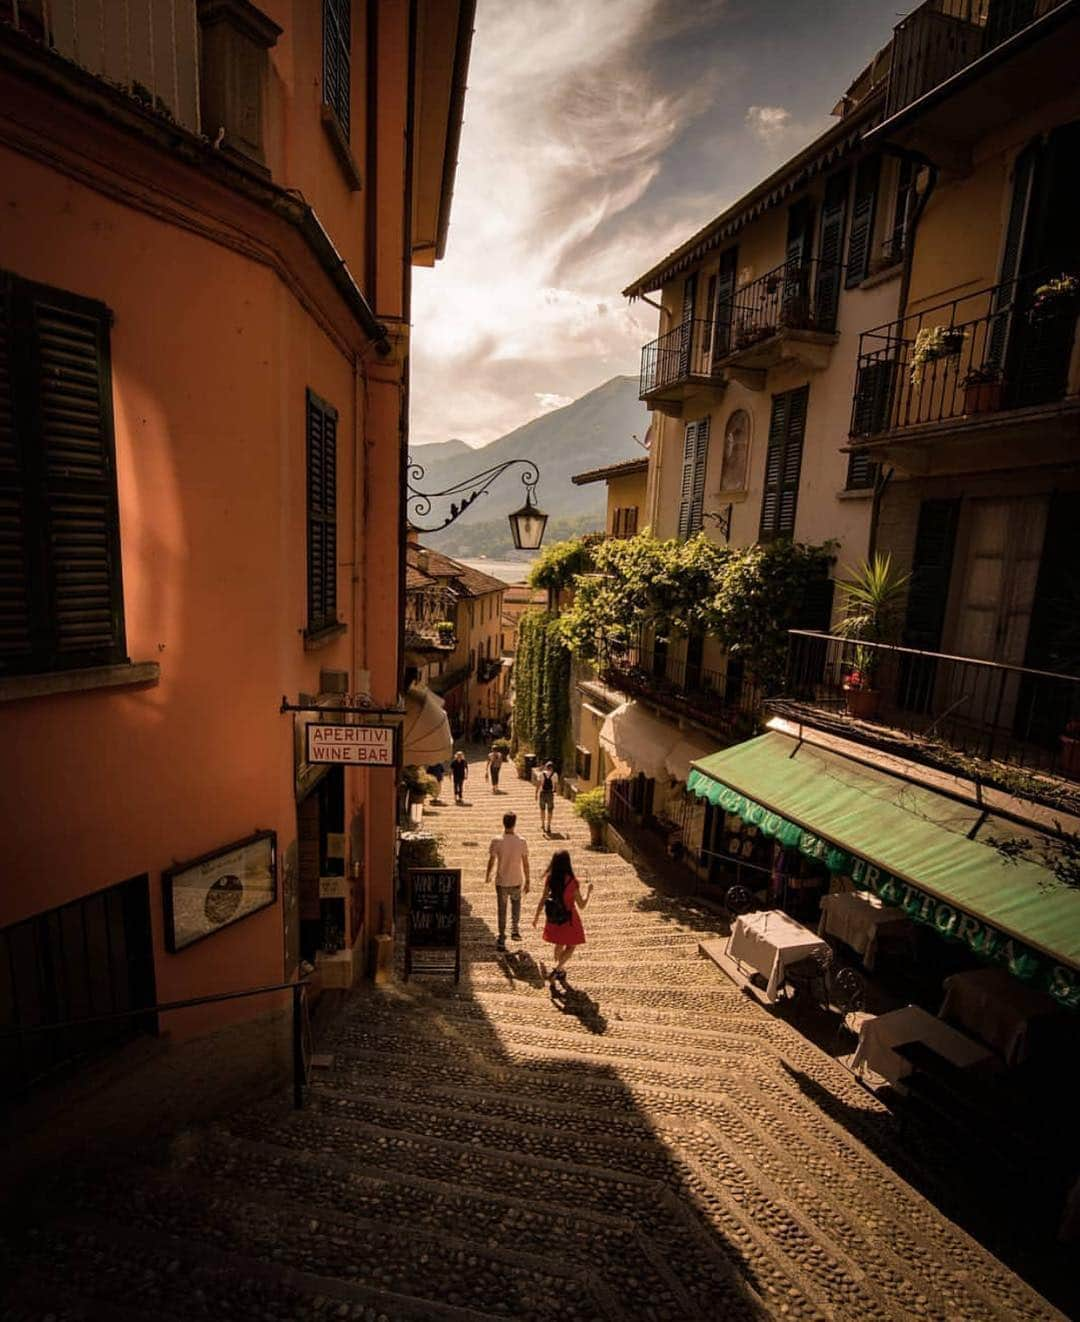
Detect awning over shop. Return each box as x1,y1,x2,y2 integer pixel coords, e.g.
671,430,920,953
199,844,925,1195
665,731,717,783
599,701,678,781
403,686,453,767
688,731,1080,1008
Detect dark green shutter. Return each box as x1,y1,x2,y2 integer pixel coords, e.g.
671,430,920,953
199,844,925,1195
0,276,30,663
701,274,717,359
0,273,124,675
677,418,710,540
845,448,879,491
759,387,807,541
814,170,848,332
845,155,880,287
712,247,737,362
306,390,338,633
323,0,351,138
987,140,1037,371
903,499,960,650
851,359,897,437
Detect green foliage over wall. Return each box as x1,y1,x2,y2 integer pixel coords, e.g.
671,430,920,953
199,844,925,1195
511,609,572,766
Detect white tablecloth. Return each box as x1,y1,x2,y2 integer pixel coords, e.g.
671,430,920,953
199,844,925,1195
728,910,829,1002
939,967,1066,1068
852,1004,996,1088
818,891,912,971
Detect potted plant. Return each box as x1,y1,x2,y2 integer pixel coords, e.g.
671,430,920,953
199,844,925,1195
1061,720,1080,780
910,324,966,387
1029,274,1079,323
834,553,910,721
434,619,455,645
491,737,511,757
961,365,1003,415
573,786,609,849
401,765,437,804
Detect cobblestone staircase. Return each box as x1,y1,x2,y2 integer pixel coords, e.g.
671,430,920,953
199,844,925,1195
0,754,1064,1321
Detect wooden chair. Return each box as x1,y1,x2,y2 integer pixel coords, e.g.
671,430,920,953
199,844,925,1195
724,885,756,917
784,944,834,1009
833,966,868,1057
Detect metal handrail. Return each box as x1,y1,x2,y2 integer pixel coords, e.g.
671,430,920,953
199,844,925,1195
2,978,314,1110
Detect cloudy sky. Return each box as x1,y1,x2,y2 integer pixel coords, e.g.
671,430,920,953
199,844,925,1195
410,0,905,450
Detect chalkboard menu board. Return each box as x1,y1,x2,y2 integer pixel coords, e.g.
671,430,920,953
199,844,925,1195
405,868,461,981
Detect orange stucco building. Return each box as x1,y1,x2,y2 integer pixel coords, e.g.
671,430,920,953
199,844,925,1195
0,0,474,1076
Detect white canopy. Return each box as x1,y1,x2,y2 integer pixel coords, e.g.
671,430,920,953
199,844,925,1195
402,685,453,767
599,702,680,781
665,732,717,783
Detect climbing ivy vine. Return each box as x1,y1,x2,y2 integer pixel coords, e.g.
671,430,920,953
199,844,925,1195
512,610,572,766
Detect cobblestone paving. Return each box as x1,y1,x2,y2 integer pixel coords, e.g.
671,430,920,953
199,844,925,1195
0,754,1067,1321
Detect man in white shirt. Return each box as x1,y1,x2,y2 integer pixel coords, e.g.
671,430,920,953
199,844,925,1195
486,811,530,951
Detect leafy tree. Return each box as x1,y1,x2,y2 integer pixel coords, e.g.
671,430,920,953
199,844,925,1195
528,536,599,610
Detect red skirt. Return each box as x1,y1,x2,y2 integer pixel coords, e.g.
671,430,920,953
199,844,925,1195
542,879,586,946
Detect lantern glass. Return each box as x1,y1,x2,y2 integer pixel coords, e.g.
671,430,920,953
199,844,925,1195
508,496,548,550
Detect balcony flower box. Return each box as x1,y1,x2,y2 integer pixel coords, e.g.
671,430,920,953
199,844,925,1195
1029,275,1079,324
910,325,966,387
961,368,1003,415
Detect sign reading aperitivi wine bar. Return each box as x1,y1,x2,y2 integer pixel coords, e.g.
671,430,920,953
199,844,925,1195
306,723,398,766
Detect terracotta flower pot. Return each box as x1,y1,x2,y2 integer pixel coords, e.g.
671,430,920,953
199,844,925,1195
963,381,1003,414
1060,735,1080,781
846,687,882,720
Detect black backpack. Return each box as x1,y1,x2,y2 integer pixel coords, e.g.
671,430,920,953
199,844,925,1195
544,879,572,925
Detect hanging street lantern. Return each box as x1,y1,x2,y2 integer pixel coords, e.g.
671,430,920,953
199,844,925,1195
405,457,547,548
507,489,548,551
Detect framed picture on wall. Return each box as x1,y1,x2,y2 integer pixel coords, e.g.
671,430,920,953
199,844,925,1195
163,830,277,953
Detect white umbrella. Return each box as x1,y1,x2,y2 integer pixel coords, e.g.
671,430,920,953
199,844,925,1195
599,701,679,781
402,685,453,767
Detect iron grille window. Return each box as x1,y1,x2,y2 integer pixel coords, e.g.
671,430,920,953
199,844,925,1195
0,270,126,676
323,0,352,139
306,389,338,635
759,386,808,542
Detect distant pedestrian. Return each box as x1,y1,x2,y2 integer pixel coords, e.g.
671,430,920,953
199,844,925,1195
487,811,530,952
427,762,445,803
485,745,504,794
450,751,468,803
536,761,558,834
534,849,591,986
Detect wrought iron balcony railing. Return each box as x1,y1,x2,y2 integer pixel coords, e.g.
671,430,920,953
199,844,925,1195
884,0,1069,120
1,0,201,131
849,270,1079,439
477,657,503,684
773,630,1080,790
639,318,723,399
601,645,760,735
715,257,844,356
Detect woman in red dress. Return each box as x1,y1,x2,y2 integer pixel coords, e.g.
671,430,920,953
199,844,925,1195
532,850,592,986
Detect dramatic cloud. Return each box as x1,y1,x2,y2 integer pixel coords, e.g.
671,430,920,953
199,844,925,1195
410,0,907,450
535,393,574,412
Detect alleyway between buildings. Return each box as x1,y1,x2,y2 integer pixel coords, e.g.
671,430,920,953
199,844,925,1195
2,752,1066,1321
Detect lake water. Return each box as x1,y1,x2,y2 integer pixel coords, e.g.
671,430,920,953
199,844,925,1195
459,557,536,585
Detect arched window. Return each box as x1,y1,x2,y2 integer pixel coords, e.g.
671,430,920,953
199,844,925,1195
719,409,750,491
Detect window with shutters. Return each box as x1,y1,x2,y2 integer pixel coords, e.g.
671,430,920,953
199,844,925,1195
845,449,879,492
676,417,710,541
758,386,808,542
306,390,339,636
0,270,126,677
814,170,848,332
323,0,351,139
623,506,638,537
845,155,881,288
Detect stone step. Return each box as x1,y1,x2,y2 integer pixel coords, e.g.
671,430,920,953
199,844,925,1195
47,1165,610,1322
6,1217,499,1322
170,1130,695,1320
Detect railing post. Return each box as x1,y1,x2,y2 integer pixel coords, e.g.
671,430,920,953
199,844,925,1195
292,982,304,1110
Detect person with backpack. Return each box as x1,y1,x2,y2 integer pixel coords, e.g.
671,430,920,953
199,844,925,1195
484,745,503,794
533,849,591,986
535,761,558,835
450,750,468,804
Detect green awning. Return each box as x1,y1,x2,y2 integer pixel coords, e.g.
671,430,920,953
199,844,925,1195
688,732,1080,1008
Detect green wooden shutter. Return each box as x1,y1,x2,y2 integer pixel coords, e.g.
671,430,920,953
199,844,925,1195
851,358,897,437
677,418,710,540
903,499,960,650
845,155,880,287
759,392,789,541
701,274,717,359
0,275,31,664
814,170,848,332
712,247,737,362
323,0,351,137
677,421,697,540
777,387,807,537
845,448,879,492
987,140,1037,371
306,390,338,634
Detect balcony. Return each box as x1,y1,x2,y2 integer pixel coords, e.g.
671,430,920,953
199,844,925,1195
601,645,759,739
771,630,1080,801
476,656,503,684
638,319,726,414
875,0,1075,157
712,258,842,389
429,659,472,695
1,0,201,132
848,272,1080,474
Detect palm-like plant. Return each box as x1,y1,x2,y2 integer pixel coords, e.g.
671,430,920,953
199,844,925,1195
834,553,910,689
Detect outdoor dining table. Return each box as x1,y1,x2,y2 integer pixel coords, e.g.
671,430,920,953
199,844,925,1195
727,909,830,1003
817,890,913,971
939,967,1069,1069
852,1004,997,1091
